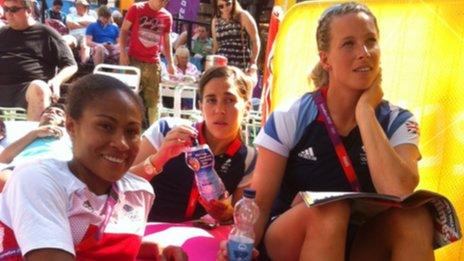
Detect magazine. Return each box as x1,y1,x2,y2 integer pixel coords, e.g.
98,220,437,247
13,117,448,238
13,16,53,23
299,190,462,249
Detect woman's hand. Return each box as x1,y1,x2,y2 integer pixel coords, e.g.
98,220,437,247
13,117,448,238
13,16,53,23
157,125,198,162
217,240,260,261
198,195,234,223
161,246,188,261
356,71,383,117
138,241,187,261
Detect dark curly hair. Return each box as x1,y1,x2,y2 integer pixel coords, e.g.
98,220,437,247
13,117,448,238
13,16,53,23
66,74,144,121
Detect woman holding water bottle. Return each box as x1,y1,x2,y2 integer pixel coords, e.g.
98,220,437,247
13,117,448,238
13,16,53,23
219,2,438,260
131,66,257,223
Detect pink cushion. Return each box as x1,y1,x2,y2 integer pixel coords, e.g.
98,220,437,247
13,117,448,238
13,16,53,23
142,222,231,260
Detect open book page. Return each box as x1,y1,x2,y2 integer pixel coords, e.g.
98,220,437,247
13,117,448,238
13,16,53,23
299,190,462,249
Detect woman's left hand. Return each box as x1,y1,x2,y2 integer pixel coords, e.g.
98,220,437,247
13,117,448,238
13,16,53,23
356,71,383,113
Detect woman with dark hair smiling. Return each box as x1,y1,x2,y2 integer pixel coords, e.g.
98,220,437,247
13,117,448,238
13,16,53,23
0,74,186,260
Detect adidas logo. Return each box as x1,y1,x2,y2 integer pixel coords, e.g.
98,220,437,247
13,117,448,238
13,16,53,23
298,147,317,161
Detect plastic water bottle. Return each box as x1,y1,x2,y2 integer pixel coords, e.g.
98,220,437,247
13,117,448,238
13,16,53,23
185,140,227,201
227,188,259,261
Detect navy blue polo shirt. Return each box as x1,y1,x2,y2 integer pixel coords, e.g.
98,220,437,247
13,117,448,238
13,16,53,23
143,118,257,222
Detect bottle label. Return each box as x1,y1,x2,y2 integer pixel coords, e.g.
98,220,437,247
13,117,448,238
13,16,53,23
185,145,225,200
185,145,214,172
227,236,254,261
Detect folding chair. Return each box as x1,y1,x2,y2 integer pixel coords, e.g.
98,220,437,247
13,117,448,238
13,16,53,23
242,99,262,146
93,64,141,93
159,80,201,122
0,107,27,121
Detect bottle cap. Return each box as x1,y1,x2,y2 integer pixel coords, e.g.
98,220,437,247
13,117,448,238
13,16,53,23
243,188,256,198
192,137,199,147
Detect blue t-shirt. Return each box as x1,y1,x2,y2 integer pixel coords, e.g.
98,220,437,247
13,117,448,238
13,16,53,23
10,136,72,168
85,21,119,44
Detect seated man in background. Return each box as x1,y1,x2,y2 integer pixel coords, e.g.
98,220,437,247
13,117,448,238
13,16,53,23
0,104,72,191
64,0,96,61
191,25,212,57
175,25,212,71
44,0,68,36
45,0,66,24
0,0,77,121
83,5,120,65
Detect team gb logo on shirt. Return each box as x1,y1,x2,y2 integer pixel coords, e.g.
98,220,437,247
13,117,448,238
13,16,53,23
406,120,420,135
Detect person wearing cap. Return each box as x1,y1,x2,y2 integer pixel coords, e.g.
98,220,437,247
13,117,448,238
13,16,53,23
0,0,77,121
65,0,96,61
83,6,119,65
119,0,176,125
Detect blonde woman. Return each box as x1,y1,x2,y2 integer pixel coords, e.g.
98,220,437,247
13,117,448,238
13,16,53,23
249,2,438,260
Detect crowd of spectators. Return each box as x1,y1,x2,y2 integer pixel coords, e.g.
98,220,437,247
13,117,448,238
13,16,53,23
0,0,260,122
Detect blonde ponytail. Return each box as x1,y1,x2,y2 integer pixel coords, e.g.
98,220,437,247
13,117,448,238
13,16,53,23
310,62,329,89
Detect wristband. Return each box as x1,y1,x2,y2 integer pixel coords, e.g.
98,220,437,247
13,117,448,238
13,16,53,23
144,155,163,176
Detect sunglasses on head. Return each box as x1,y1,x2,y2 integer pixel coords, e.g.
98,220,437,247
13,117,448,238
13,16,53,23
3,6,27,13
218,1,232,9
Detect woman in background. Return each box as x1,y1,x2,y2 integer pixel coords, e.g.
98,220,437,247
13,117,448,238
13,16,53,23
211,0,260,81
174,46,200,78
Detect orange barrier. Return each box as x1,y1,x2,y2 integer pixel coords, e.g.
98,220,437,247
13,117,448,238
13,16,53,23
270,1,464,260
119,0,133,13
